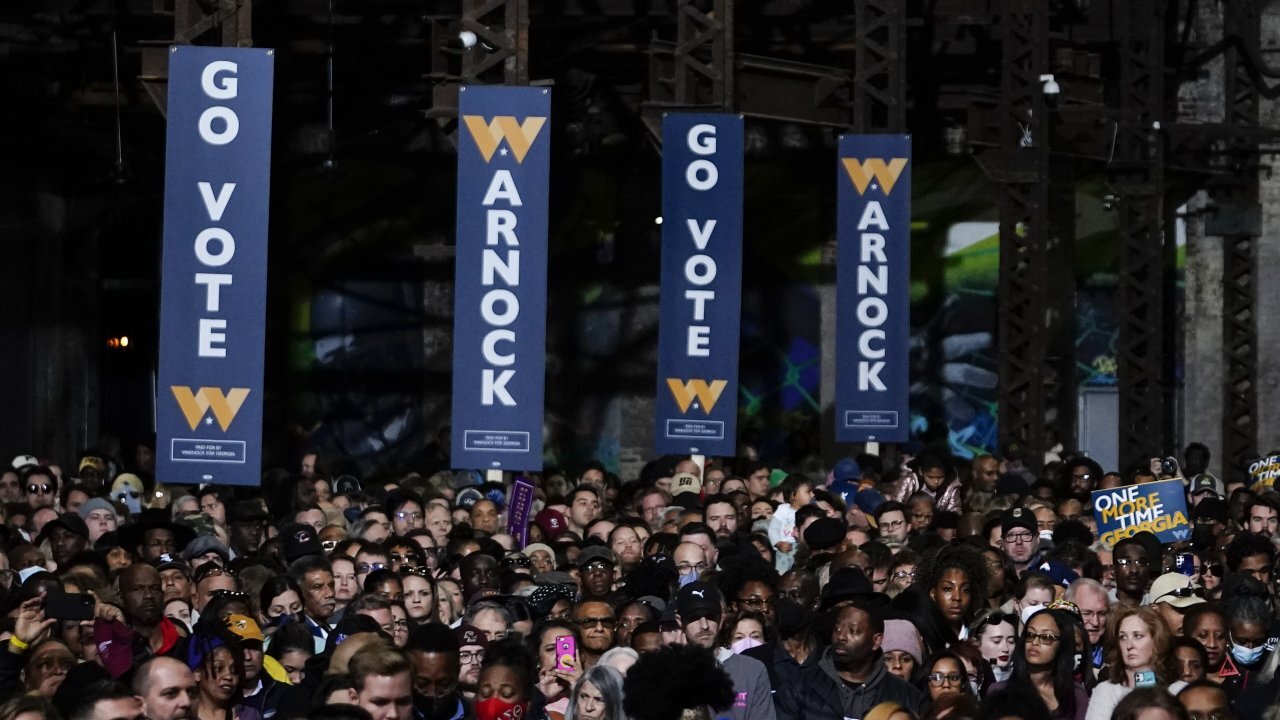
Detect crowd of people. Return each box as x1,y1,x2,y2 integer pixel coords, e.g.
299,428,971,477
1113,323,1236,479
0,440,1271,720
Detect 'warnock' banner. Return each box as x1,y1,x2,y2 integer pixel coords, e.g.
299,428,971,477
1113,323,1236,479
654,113,744,456
157,46,274,486
451,86,551,470
835,135,911,443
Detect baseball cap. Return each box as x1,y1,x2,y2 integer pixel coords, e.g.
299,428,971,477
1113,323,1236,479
1035,560,1079,589
182,534,231,563
454,470,484,490
675,581,723,621
576,546,617,568
455,487,484,510
1150,572,1206,609
226,614,265,643
671,472,702,497
11,455,37,470
1001,506,1037,536
833,458,862,483
1194,498,1229,524
78,456,106,475
535,508,568,539
1189,474,1224,498
455,623,489,649
281,523,323,562
153,553,192,576
36,513,89,546
828,481,859,507
853,488,886,517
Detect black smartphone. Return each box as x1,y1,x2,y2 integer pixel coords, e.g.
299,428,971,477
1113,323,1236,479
45,592,94,621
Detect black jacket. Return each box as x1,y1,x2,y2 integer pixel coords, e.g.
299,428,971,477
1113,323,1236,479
742,636,823,694
775,650,923,720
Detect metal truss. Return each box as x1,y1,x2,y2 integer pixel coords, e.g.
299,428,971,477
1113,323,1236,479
1221,0,1260,477
461,0,529,85
851,0,905,133
648,0,733,109
1111,0,1171,465
139,0,253,115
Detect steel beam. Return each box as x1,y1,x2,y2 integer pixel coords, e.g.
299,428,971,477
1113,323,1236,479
461,0,530,85
850,0,905,133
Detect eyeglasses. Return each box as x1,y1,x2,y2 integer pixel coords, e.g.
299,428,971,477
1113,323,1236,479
981,612,1018,626
881,520,906,530
395,511,423,521
1188,713,1229,720
581,561,612,573
736,596,776,609
459,650,485,664
575,616,617,629
892,570,917,581
28,484,52,495
1023,631,1060,646
676,562,708,574
1157,586,1205,601
357,562,388,574
1004,532,1035,544
1203,564,1224,578
926,672,962,686
501,556,532,569
195,565,237,583
1115,557,1149,567
1079,609,1109,622
390,553,419,564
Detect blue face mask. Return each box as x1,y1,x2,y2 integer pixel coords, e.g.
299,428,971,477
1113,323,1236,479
1231,642,1265,666
679,572,698,588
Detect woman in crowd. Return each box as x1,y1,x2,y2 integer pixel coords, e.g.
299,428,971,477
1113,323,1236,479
969,609,1018,683
475,636,546,720
534,618,582,714
1182,604,1227,679
1110,687,1191,720
918,651,973,705
258,576,304,635
192,628,261,720
436,577,464,625
565,665,626,720
996,608,1088,720
882,619,923,683
266,623,315,685
1219,580,1273,698
918,543,988,643
1170,637,1208,684
723,610,768,652
1086,605,1182,720
401,567,437,626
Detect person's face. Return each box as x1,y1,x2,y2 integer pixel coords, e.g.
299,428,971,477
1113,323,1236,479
973,458,999,492
616,605,649,647
735,580,777,625
1187,613,1227,668
142,659,198,720
1075,586,1110,646
1097,550,1115,590
731,618,765,645
301,454,317,478
121,565,164,626
165,600,192,627
199,647,239,704
49,527,86,565
1114,544,1151,595
194,574,236,613
705,502,738,539
889,564,917,594
403,575,435,620
1022,613,1061,667
1248,505,1279,537
884,650,915,681
681,608,721,649
1238,553,1272,586
26,641,73,695
64,489,88,515
459,644,485,684
87,509,120,542
580,559,615,598
296,509,326,533
575,680,606,720
472,609,510,642
332,560,358,602
879,510,907,543
426,506,453,544
978,620,1016,668
641,493,667,531
302,569,336,619
469,501,499,534
831,606,880,665
1069,465,1094,494
242,643,265,684
25,475,56,510
1178,686,1230,720
1002,526,1038,564
751,501,774,522
199,495,226,524
778,572,818,609
265,589,303,623
610,527,642,566
230,519,265,553
1033,507,1056,533
160,569,192,603
412,649,460,701
391,605,409,647
793,483,814,507
930,568,971,624
921,466,948,491
674,543,709,578
0,471,20,502
1174,645,1205,684
574,601,617,652
462,554,498,596
1230,618,1268,653
393,501,424,535
570,491,602,528
926,657,965,701
747,469,771,498
475,665,529,715
358,672,414,720
909,500,933,532
528,549,554,574
1118,615,1156,670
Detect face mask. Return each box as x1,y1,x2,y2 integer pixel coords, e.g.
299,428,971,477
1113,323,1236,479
476,697,529,720
1231,642,1265,666
1191,523,1215,549
417,693,461,720
731,637,764,654
679,572,698,588
1019,604,1044,624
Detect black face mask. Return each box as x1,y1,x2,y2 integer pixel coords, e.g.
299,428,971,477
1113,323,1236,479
1191,523,1216,550
416,691,460,720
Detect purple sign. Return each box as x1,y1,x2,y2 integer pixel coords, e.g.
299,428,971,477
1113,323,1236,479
506,477,536,548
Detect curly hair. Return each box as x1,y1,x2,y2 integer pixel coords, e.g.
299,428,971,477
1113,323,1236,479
623,644,735,720
917,542,989,620
1103,605,1175,685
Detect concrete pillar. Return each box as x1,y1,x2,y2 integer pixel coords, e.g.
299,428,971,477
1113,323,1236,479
1256,7,1280,452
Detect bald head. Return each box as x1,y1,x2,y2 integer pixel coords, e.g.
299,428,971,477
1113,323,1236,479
674,542,707,575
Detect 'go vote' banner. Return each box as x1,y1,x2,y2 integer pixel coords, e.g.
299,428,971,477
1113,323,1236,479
157,47,274,486
835,135,911,442
654,114,744,456
1091,479,1191,545
451,86,551,470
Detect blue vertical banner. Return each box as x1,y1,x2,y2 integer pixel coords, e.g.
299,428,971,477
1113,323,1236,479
653,114,744,456
156,46,274,486
835,135,911,443
451,86,551,470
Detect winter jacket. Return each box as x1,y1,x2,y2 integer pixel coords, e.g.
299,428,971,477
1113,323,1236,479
775,650,922,720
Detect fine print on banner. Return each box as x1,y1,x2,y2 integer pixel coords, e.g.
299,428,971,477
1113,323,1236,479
1091,479,1190,546
1247,454,1280,490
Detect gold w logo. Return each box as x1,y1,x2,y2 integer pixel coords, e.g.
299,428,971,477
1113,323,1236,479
666,379,728,415
462,115,547,163
841,157,909,196
171,387,250,431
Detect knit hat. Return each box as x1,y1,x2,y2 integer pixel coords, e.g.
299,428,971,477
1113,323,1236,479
78,497,116,520
880,620,922,663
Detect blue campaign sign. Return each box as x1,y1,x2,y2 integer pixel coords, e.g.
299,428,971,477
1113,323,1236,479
451,86,551,470
1091,479,1191,546
156,47,274,487
654,113,744,456
835,135,911,442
